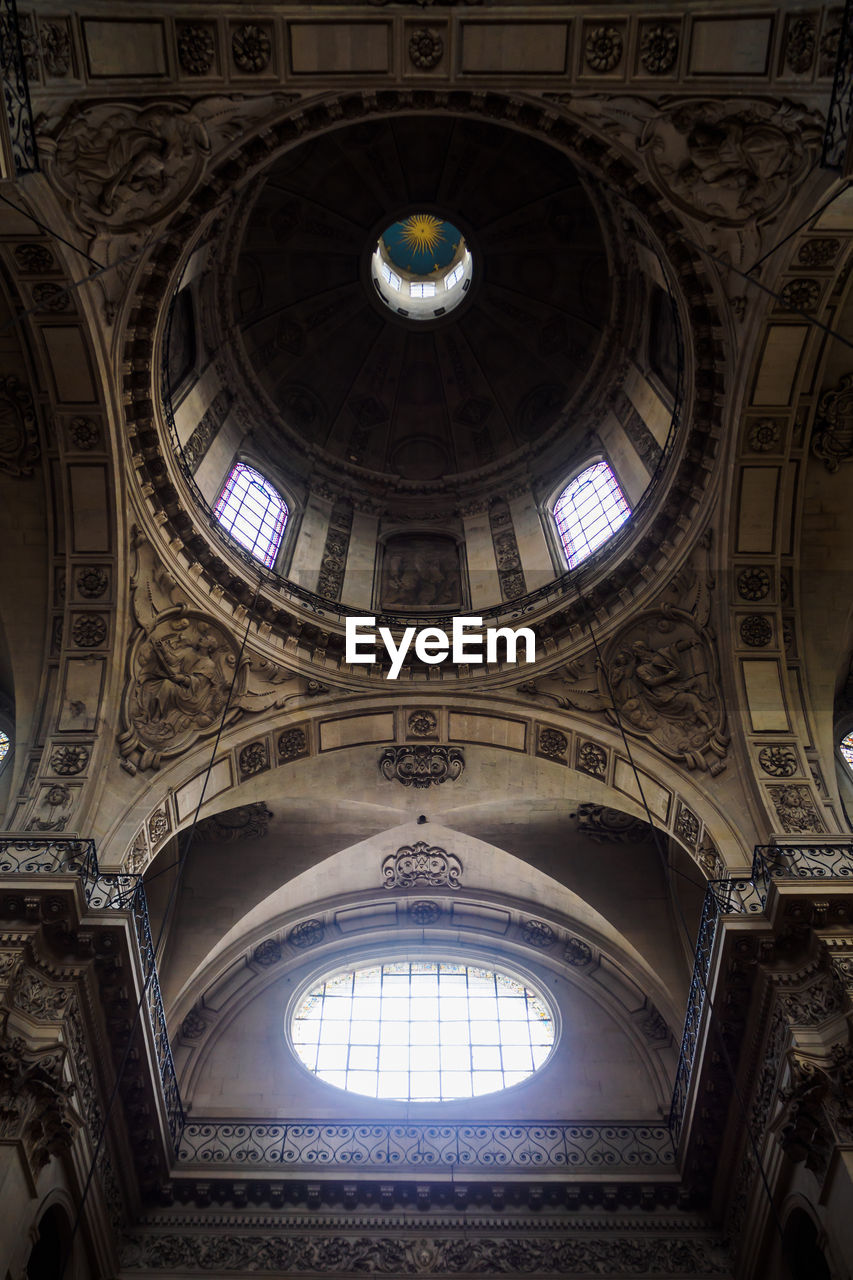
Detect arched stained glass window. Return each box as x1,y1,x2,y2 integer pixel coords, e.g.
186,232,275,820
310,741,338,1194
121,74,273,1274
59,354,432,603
0,730,9,770
553,461,631,569
291,960,555,1101
840,731,853,770
214,463,288,568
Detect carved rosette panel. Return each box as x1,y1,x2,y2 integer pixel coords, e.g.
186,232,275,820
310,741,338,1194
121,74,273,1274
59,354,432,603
382,842,462,890
380,745,464,788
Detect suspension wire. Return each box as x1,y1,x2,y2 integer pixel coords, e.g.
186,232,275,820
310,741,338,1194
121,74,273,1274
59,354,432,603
572,580,788,1249
745,182,850,274
61,570,268,1278
0,188,104,270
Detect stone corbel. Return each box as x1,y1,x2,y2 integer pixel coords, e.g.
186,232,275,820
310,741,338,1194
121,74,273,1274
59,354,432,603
0,1021,79,1186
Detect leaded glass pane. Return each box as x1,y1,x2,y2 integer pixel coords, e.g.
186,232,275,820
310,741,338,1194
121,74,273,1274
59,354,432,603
213,462,288,568
553,461,631,569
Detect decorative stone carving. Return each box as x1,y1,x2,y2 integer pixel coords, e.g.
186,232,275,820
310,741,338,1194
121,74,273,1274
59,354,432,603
488,500,524,602
148,806,171,846
72,613,107,647
0,374,39,477
408,710,437,738
76,566,108,598
584,25,623,72
576,740,606,778
779,278,820,313
639,99,821,226
119,534,299,771
767,785,825,834
13,243,55,273
675,804,700,848
746,418,781,452
409,28,444,70
382,842,462,890
577,804,652,844
181,1009,207,1039
182,390,232,473
563,936,593,967
537,727,568,761
737,566,771,600
697,837,723,879
278,727,308,762
49,744,89,776
784,14,816,73
40,21,72,76
32,281,70,312
232,24,272,73
68,416,99,450
239,740,269,778
520,920,556,949
316,501,352,602
380,745,464,788
409,900,441,926
253,939,281,966
195,803,272,844
798,237,840,267
124,828,149,876
639,1004,670,1042
0,1033,77,1173
639,24,678,75
781,973,843,1026
178,25,215,76
27,785,74,832
554,608,729,773
289,919,325,949
46,102,211,234
739,615,772,647
758,745,798,777
812,372,853,471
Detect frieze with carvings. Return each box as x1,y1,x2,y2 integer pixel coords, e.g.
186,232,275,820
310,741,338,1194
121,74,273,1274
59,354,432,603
118,534,302,771
0,1031,77,1175
382,842,462,890
812,372,853,471
0,374,40,478
380,745,464,789
194,802,272,844
530,607,728,774
577,804,651,845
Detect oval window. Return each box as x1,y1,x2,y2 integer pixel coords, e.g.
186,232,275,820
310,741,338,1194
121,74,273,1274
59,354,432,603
290,960,555,1100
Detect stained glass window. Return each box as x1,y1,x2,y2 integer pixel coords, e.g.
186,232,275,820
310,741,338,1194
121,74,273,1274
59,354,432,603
840,731,853,770
0,730,8,768
213,463,288,568
553,461,631,569
291,960,554,1100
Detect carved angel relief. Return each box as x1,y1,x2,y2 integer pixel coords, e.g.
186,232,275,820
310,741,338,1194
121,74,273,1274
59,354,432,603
118,534,301,772
528,606,728,773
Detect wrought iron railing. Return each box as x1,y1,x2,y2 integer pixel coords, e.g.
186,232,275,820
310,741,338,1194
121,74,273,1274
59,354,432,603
0,0,38,175
0,837,184,1149
822,0,853,170
178,1120,675,1174
669,841,853,1143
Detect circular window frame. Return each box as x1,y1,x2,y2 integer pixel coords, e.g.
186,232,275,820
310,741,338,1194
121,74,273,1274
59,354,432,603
284,949,561,1105
362,206,480,331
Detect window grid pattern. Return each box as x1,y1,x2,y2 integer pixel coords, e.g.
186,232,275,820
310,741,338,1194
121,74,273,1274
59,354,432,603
0,731,8,766
292,961,554,1101
444,262,464,288
553,461,631,569
841,732,853,770
409,281,437,298
380,261,401,291
213,463,288,568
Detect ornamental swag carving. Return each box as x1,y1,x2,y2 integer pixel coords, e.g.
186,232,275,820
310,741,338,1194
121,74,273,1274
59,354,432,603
380,744,464,788
382,842,462,890
118,532,302,771
530,607,729,773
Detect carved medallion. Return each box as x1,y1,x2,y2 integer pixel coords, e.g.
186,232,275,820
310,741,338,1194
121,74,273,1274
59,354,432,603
47,102,211,234
577,804,651,844
195,802,272,844
380,744,464,788
767,785,825,834
382,842,462,890
812,372,853,472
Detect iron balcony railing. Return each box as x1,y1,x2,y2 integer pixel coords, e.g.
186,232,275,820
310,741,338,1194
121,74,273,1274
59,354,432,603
0,0,38,175
822,0,853,170
0,837,184,1149
177,1119,676,1175
669,841,853,1143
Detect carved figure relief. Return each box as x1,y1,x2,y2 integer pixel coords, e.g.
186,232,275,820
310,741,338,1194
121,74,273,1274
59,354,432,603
118,534,300,771
46,102,211,234
380,534,462,610
767,785,826,834
543,608,728,773
639,99,821,226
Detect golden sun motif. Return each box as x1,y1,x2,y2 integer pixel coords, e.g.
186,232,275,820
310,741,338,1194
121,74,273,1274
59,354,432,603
399,213,446,256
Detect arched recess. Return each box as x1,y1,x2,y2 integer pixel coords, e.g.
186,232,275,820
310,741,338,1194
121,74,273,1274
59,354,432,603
167,821,680,1125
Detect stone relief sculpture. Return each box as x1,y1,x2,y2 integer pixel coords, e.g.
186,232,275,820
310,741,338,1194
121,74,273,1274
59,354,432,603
812,372,853,472
527,606,728,773
118,533,302,772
